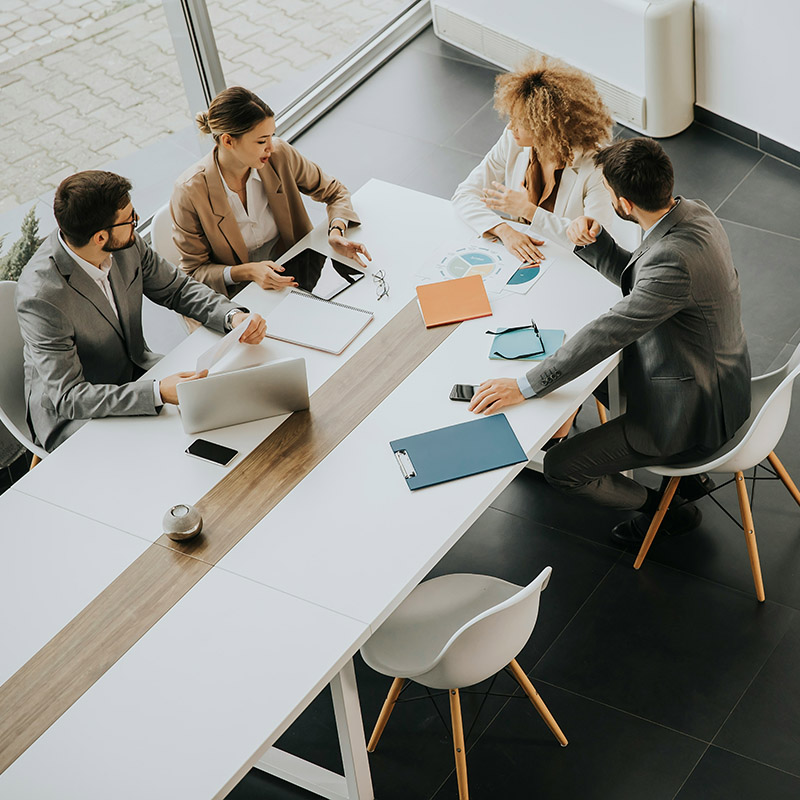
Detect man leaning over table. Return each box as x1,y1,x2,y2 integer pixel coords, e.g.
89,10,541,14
469,137,751,545
16,170,266,453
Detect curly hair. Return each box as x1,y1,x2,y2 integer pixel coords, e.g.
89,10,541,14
494,55,612,165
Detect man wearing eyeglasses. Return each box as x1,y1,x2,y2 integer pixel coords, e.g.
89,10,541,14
16,170,266,452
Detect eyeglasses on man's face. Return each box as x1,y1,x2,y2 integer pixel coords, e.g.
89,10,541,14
106,209,139,230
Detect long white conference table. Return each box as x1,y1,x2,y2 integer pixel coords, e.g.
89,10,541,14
0,179,621,799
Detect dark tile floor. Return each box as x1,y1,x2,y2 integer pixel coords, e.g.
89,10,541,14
5,24,800,800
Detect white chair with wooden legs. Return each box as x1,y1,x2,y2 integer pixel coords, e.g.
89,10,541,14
361,567,566,800
0,281,47,469
150,203,183,266
634,344,800,602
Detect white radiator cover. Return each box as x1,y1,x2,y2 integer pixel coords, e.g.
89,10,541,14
432,0,695,138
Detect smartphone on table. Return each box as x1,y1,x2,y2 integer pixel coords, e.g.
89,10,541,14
185,438,239,466
449,384,476,402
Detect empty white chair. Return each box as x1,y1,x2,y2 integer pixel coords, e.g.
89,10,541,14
150,203,182,266
0,281,48,466
635,344,800,601
361,567,565,799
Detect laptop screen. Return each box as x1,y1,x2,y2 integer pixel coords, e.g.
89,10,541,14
283,248,365,301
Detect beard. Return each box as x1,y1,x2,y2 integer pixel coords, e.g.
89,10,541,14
612,198,637,223
102,230,135,252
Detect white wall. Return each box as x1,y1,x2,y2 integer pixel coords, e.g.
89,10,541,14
694,0,800,150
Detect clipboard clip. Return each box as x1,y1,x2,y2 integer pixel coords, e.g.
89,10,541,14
394,449,416,479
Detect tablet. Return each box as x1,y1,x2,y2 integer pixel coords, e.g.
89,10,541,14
283,248,365,300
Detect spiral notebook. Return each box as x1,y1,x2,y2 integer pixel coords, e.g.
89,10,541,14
265,289,374,354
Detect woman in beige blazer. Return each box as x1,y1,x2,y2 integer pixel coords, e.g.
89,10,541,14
171,87,370,298
452,56,625,263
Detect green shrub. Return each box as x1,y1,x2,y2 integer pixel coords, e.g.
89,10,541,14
0,208,45,282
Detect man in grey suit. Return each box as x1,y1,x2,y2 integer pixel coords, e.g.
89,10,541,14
469,137,751,542
16,171,266,452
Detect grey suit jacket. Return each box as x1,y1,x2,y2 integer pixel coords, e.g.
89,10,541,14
16,231,239,451
525,198,751,457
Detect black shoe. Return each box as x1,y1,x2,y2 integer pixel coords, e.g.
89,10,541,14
674,473,716,502
541,435,567,452
610,503,702,546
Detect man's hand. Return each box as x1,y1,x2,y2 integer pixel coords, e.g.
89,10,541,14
160,369,208,405
482,181,535,221
567,216,602,246
235,261,297,290
490,223,545,263
468,378,525,415
232,312,267,344
328,229,372,268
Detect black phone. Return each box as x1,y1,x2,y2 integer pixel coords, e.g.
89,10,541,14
449,384,476,402
185,438,239,466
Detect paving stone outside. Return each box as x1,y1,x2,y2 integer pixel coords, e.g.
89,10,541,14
0,0,408,218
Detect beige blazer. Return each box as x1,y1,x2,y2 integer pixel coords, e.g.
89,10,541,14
170,140,360,296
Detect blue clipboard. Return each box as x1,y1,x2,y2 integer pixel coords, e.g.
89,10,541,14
488,328,565,361
390,414,527,491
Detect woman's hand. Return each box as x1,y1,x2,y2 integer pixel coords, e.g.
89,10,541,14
329,229,372,268
490,223,545,263
468,378,525,415
232,261,297,290
482,181,536,221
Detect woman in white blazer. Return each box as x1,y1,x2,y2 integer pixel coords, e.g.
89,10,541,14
453,55,616,261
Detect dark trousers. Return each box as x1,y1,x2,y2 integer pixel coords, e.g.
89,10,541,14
543,414,709,511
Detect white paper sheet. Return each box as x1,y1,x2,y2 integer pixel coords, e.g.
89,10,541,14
195,313,254,373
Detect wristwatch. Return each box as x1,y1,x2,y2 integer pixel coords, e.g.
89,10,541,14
224,307,248,332
328,222,346,237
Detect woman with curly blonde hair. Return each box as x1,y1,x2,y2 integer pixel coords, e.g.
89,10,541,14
453,55,616,262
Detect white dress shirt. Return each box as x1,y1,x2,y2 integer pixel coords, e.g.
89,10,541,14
58,232,162,407
218,166,279,286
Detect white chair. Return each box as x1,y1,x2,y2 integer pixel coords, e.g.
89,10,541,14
361,567,566,799
0,281,48,466
635,344,800,601
149,203,182,266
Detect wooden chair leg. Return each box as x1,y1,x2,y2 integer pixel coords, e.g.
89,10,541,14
367,677,405,752
767,451,800,508
735,471,766,602
634,476,681,569
508,659,567,746
30,454,41,470
448,689,469,800
595,398,608,425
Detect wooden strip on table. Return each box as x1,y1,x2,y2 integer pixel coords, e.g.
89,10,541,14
158,299,459,563
1,298,458,772
0,544,210,772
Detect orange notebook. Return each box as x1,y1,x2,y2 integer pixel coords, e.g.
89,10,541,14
416,274,492,328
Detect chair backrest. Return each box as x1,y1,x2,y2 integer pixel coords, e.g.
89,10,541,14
707,344,800,474
417,567,552,690
150,203,182,267
0,281,45,457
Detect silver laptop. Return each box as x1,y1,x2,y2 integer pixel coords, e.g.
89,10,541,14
177,357,309,434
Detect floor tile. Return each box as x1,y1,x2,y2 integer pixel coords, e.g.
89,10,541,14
434,683,705,800
615,123,763,211
717,156,800,240
292,117,437,193
402,145,482,199
427,506,620,665
331,46,498,147
533,560,795,740
724,220,800,346
714,616,800,775
675,746,800,800
444,99,507,158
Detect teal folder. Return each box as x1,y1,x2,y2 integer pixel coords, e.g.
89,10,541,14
390,414,527,491
488,328,565,361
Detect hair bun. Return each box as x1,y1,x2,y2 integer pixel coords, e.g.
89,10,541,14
195,111,212,135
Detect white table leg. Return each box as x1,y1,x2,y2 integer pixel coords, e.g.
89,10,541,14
256,659,374,800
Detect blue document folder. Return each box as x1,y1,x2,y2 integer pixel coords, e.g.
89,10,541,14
390,414,527,491
488,328,565,361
